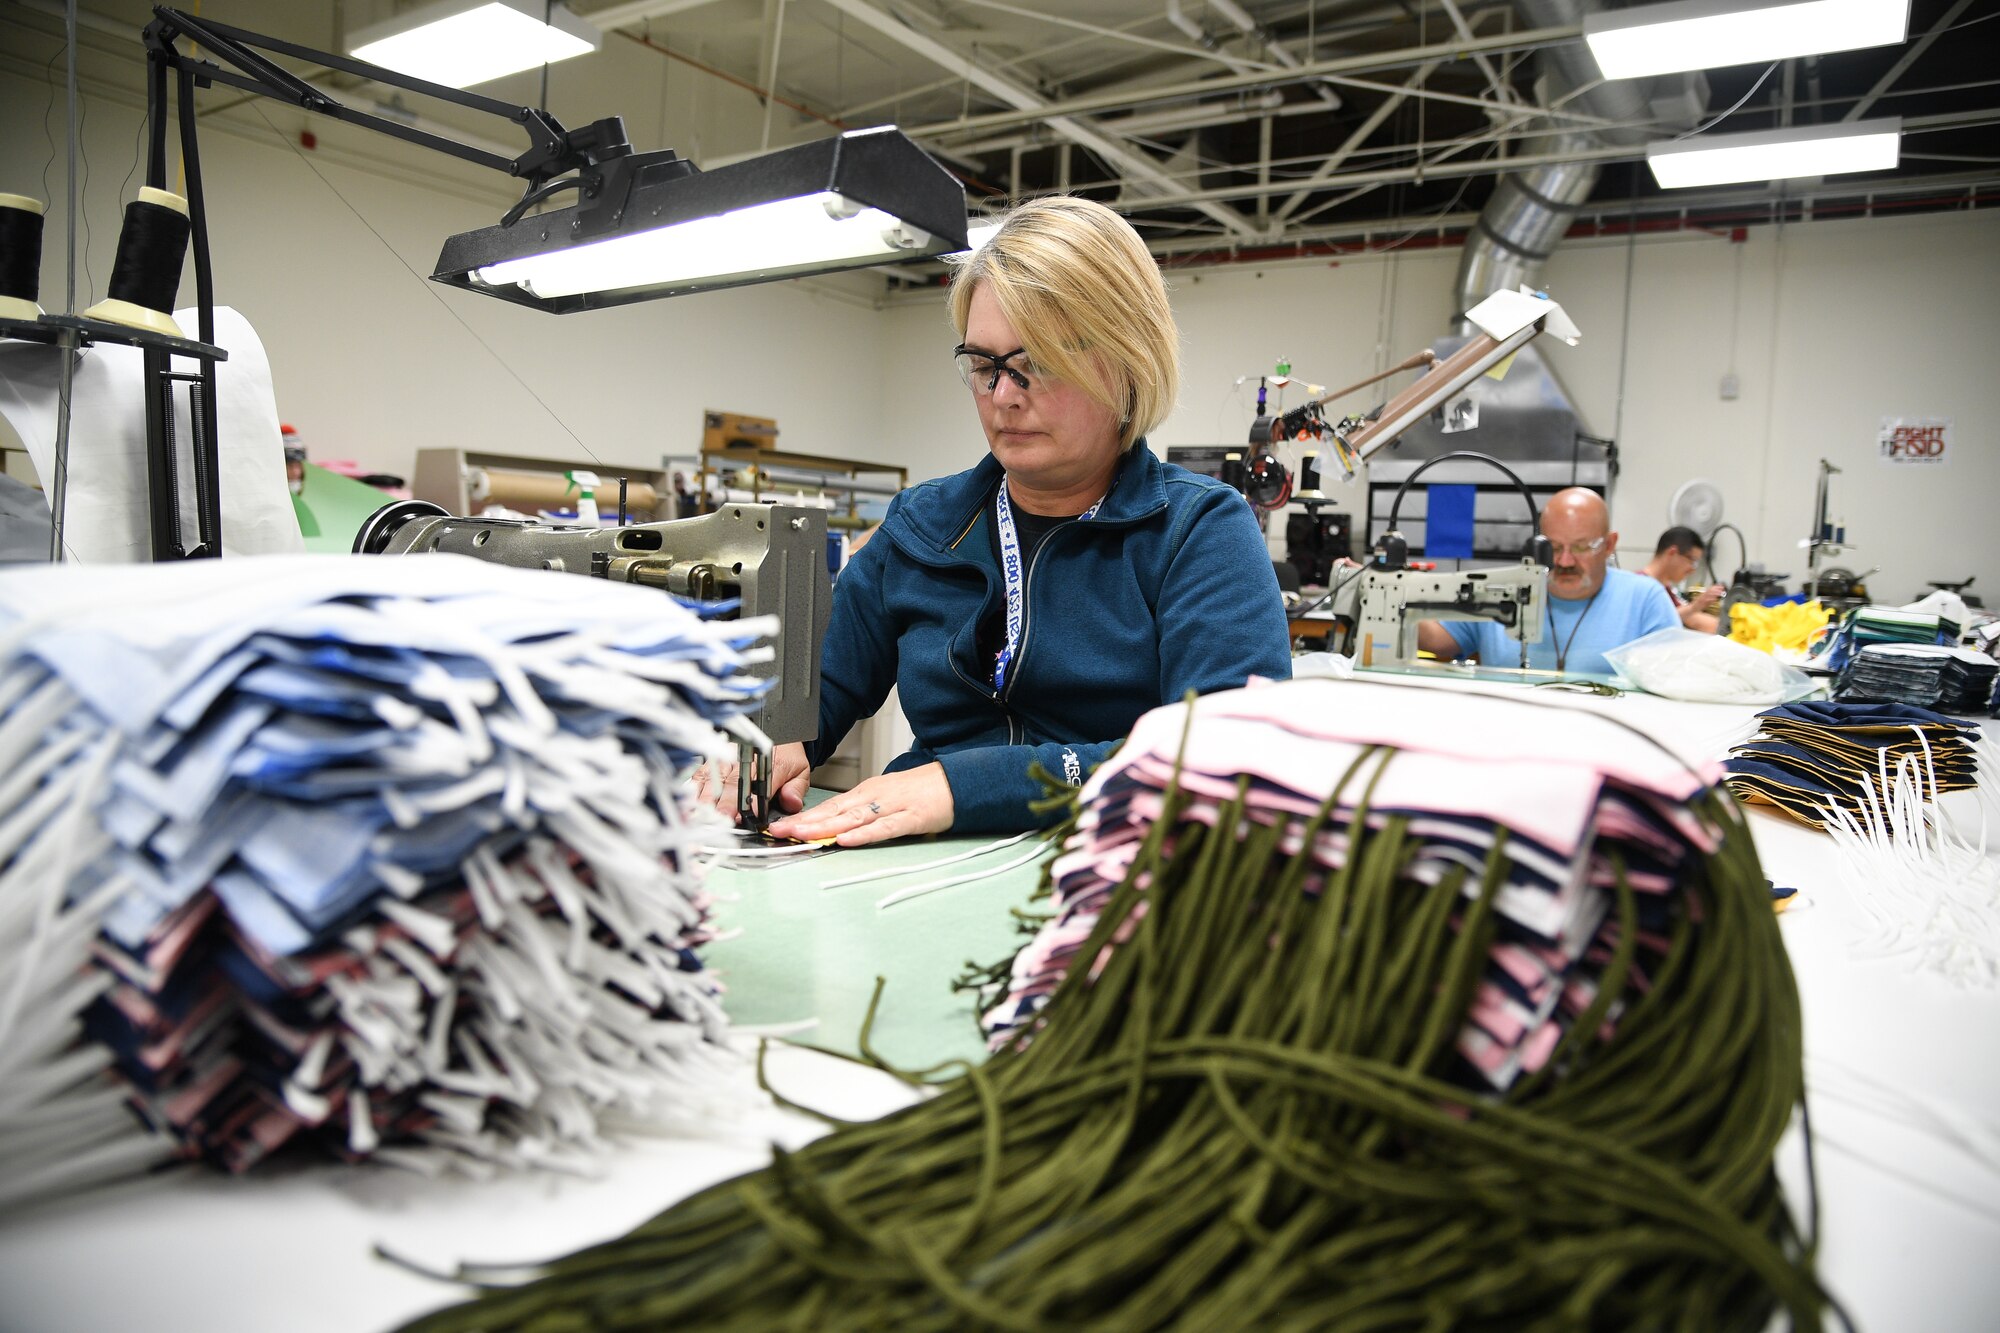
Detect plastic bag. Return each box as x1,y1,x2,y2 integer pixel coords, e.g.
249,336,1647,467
1291,651,1356,680
1604,628,1816,705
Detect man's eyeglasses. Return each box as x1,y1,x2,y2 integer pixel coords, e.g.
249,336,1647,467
1548,537,1609,560
953,345,1048,396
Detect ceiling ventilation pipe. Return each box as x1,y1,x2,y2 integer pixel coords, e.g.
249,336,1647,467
1453,0,1702,323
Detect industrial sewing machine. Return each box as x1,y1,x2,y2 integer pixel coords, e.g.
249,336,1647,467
1270,288,1578,668
355,499,830,828
1342,559,1549,669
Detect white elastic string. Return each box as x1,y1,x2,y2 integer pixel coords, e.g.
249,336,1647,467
876,837,1059,910
821,829,1036,890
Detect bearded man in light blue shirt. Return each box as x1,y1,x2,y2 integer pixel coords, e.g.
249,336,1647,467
1417,487,1678,675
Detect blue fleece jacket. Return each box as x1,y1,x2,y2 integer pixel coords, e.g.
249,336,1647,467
804,443,1293,832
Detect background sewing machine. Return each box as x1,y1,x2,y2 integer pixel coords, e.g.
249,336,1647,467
1273,287,1576,667
354,499,830,826
1343,559,1548,669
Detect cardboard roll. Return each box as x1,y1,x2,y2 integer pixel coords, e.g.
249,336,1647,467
470,466,659,515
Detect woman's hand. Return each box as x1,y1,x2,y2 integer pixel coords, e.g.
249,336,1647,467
688,742,811,822
764,762,954,848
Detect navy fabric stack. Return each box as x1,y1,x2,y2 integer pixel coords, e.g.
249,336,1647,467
1834,643,1998,714
1724,701,1981,829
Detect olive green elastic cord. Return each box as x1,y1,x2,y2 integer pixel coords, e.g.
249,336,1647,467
398,729,1829,1333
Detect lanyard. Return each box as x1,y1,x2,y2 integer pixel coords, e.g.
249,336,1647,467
993,481,1102,695
1551,588,1604,673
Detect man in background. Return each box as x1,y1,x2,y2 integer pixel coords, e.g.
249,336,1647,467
1418,488,1679,675
1642,526,1724,634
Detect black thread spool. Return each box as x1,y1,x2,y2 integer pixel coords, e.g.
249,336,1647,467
83,186,191,339
0,193,46,322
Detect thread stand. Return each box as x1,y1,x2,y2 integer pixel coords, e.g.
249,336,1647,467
0,314,229,562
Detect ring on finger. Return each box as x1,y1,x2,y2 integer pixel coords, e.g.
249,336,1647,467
867,801,883,815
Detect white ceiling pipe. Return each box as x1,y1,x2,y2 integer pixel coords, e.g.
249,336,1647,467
1164,0,1208,45
1164,0,1267,79
822,0,1263,238
579,0,730,28
1206,0,1342,108
940,91,1294,155
900,23,1578,140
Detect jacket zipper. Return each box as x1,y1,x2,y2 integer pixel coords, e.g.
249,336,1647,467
944,590,1021,742
1002,523,1070,706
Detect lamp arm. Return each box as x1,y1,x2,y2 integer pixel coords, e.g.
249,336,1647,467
144,7,631,189
1276,348,1437,438
1338,320,1544,464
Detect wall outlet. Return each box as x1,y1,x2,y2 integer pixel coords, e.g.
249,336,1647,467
1719,372,1740,401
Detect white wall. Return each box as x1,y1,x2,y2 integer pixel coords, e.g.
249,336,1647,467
1543,210,1999,604
0,48,891,496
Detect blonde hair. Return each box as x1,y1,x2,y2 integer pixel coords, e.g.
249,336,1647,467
948,197,1178,452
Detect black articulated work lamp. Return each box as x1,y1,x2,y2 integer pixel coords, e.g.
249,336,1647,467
142,6,968,309
112,6,967,556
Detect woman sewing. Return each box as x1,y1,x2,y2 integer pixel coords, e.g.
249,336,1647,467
728,197,1292,844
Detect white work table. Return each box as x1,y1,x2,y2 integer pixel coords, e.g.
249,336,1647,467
1,677,1996,1331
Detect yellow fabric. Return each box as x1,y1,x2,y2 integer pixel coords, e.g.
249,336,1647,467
1729,599,1833,656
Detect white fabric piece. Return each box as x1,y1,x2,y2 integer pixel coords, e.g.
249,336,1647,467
0,307,302,561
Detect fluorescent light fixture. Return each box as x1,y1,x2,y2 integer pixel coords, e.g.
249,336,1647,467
434,127,971,311
1647,117,1901,188
348,0,600,89
1585,0,1908,80
475,193,932,299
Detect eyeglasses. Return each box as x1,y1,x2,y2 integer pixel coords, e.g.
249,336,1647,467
1548,537,1609,560
952,344,1049,396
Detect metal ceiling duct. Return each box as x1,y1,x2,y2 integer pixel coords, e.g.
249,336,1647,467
1453,0,1702,319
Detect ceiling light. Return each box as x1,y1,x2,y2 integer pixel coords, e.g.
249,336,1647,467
1646,118,1901,189
348,0,600,89
1585,0,1909,81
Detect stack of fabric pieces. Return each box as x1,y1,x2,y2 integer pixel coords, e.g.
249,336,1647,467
1723,700,1982,830
404,677,1826,1331
1812,604,1960,672
1834,643,1998,713
0,556,769,1213
986,680,1736,1090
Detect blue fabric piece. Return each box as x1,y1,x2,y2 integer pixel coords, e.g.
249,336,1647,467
236,798,393,928
805,443,1294,833
1443,567,1679,676
1424,484,1476,560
